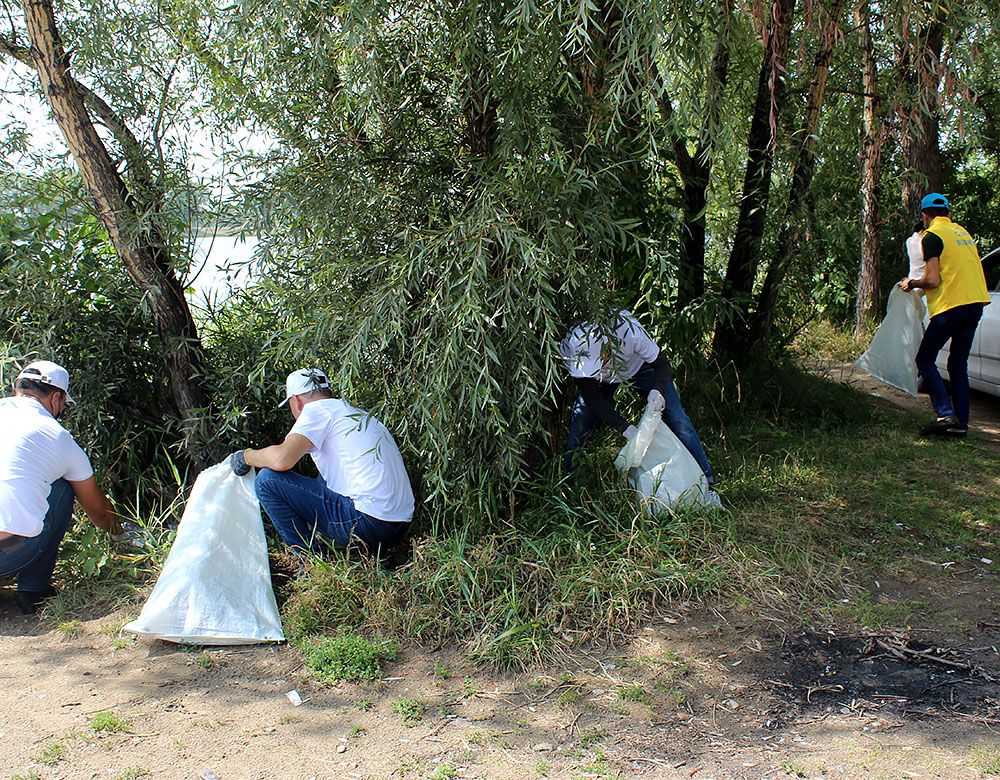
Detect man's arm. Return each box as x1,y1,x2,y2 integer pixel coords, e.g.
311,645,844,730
67,476,120,534
901,257,940,291
244,433,314,472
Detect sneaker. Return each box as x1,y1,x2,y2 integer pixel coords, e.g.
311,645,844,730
920,415,959,436
15,586,58,615
704,489,724,510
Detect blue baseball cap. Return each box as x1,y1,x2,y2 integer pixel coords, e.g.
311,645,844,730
920,192,949,210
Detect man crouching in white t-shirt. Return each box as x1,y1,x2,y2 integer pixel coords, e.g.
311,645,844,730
230,368,414,555
0,361,120,614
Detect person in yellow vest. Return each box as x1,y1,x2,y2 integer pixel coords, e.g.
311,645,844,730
900,193,991,436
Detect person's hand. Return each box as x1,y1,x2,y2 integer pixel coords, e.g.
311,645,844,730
622,425,638,442
647,389,665,413
230,449,251,476
899,277,913,291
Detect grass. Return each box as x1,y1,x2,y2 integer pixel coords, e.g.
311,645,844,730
429,766,457,780
112,769,150,780
835,593,929,631
90,710,132,734
195,652,214,669
30,741,65,766
974,745,1000,775
392,697,425,726
617,684,652,705
298,633,398,684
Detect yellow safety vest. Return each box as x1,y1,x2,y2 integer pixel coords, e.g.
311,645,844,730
924,216,990,317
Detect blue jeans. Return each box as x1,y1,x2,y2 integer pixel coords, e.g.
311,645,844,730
0,478,75,593
915,302,984,428
564,367,715,483
254,468,406,553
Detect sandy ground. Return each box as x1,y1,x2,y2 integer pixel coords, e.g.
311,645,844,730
2,372,999,780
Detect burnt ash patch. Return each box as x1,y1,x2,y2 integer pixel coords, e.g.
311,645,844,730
765,630,1000,719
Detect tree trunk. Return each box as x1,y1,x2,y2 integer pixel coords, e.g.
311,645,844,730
712,0,796,359
656,0,732,310
854,1,883,339
897,16,945,221
21,0,209,440
750,0,848,347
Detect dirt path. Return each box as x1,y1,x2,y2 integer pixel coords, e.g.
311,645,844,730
824,363,1000,439
3,578,1000,780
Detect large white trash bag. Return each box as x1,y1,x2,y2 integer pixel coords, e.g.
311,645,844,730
855,286,926,396
125,463,285,645
614,405,712,514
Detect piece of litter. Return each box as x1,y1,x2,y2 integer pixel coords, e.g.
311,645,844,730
201,772,221,780
336,743,347,754
286,690,303,706
982,558,993,564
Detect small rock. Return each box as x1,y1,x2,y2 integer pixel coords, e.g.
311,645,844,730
532,742,554,752
286,689,303,706
201,772,221,780
336,744,347,754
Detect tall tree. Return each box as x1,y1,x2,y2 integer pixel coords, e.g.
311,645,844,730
854,0,884,338
17,0,209,443
713,0,797,359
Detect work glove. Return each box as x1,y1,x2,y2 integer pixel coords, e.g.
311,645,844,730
110,519,150,550
622,425,638,442
647,389,665,413
229,449,251,476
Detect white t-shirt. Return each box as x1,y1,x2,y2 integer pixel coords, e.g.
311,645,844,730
289,399,414,523
907,230,926,280
0,396,92,537
560,311,661,384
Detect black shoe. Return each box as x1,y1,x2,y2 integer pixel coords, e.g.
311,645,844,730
920,415,959,436
15,586,58,615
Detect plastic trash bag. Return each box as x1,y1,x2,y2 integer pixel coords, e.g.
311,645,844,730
855,286,926,396
125,463,285,645
614,404,713,514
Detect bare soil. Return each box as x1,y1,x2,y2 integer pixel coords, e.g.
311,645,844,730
2,374,998,780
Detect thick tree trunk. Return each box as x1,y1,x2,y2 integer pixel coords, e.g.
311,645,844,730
854,1,883,339
657,0,732,311
750,0,847,347
21,0,209,438
897,17,945,221
712,0,796,359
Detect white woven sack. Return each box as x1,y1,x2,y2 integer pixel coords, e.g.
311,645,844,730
855,286,926,396
614,405,712,514
125,463,284,645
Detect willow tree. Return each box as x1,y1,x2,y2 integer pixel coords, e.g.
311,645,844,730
2,0,211,451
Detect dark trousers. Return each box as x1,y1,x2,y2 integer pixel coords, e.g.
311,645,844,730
564,366,715,483
254,468,406,553
0,479,75,593
915,302,984,428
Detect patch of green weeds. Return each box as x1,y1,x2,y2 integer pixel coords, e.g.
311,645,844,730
571,747,614,779
556,689,580,707
11,772,42,780
113,768,150,780
578,728,606,748
616,684,651,705
430,765,457,780
90,710,132,734
835,593,928,630
278,715,300,725
973,745,1000,775
534,760,551,776
392,697,425,726
299,633,397,684
433,661,451,680
347,725,367,738
31,740,65,766
195,652,214,669
354,697,374,711
56,619,82,636
780,759,808,778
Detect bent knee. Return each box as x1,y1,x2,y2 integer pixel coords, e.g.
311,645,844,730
254,468,281,497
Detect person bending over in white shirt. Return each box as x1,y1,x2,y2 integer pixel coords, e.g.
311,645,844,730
230,368,415,555
0,361,120,614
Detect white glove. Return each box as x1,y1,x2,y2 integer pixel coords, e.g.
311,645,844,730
622,425,638,442
647,389,665,413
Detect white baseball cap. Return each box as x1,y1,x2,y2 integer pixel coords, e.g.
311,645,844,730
16,360,75,403
278,368,331,407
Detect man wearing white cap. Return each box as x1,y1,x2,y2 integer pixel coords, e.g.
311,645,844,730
230,368,414,554
0,361,119,614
